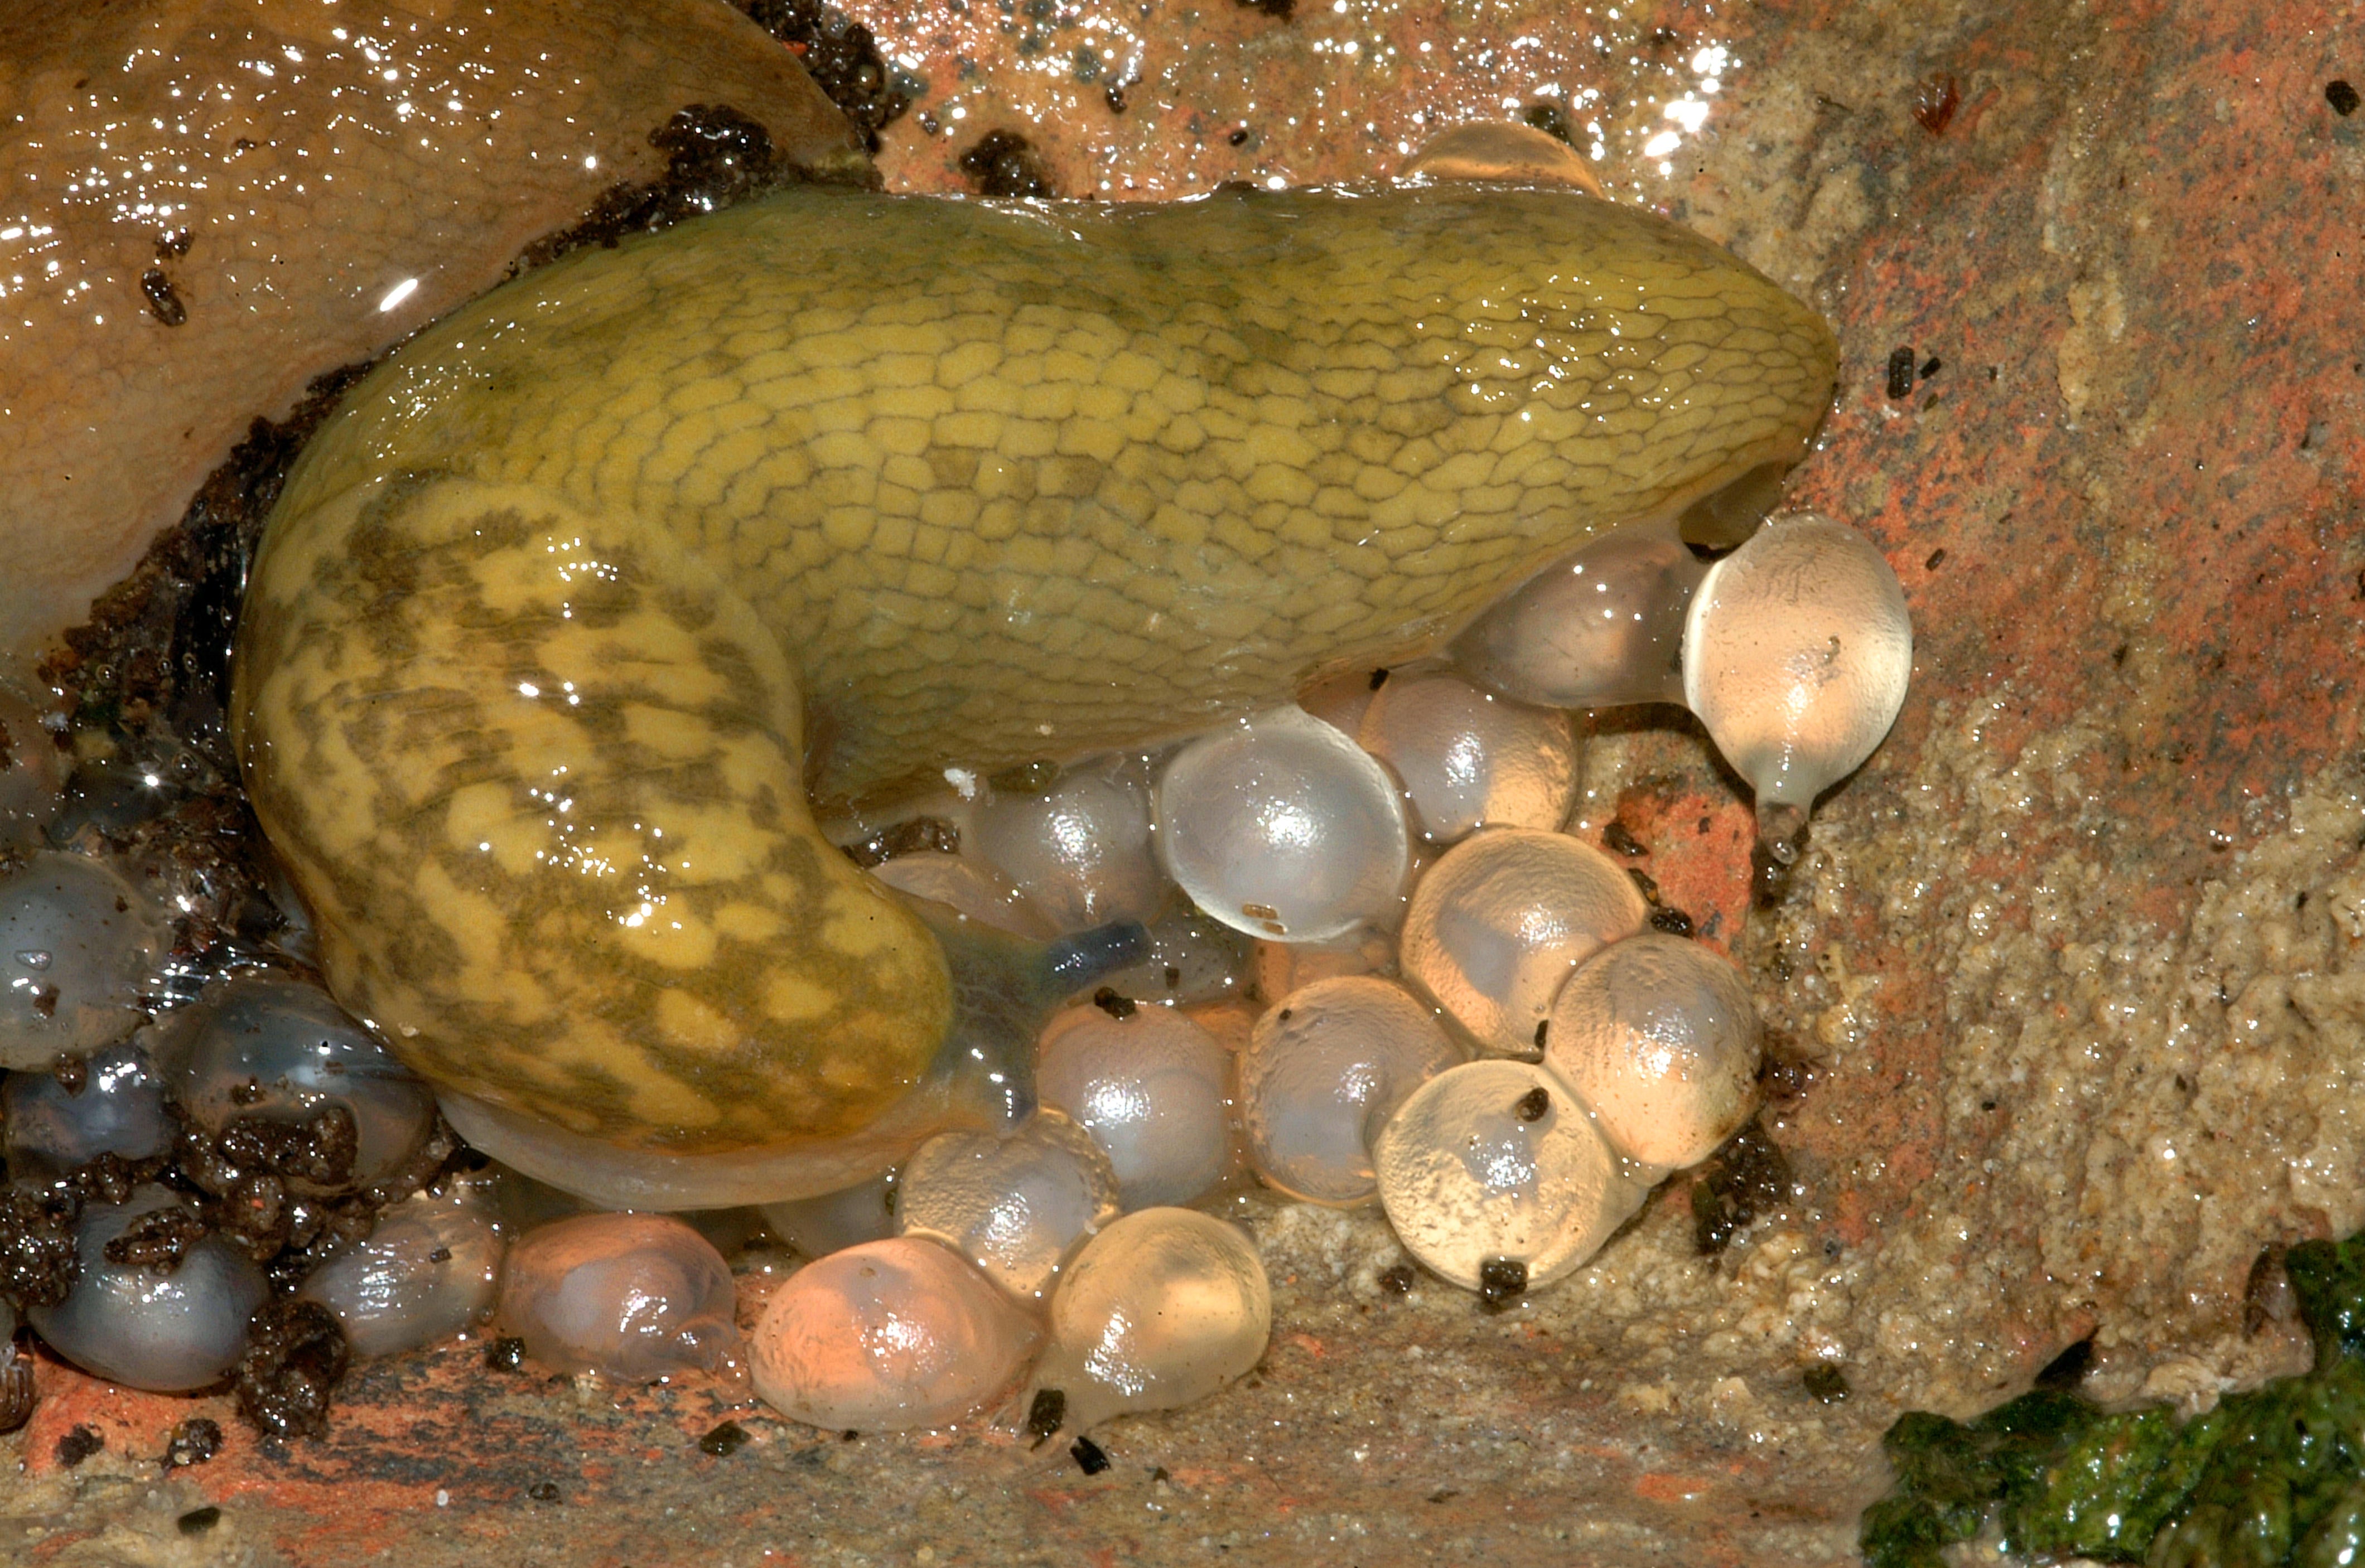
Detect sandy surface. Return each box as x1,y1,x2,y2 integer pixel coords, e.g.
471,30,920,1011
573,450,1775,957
5,0,2363,1563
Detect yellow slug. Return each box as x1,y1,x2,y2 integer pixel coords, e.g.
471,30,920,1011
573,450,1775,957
231,182,1836,1159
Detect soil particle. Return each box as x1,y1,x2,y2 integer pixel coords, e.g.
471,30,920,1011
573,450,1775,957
514,105,831,277
486,1337,528,1372
1026,1388,1067,1443
1477,1257,1528,1311
1069,1435,1111,1475
1912,72,1959,133
735,0,911,152
1091,988,1137,1019
0,1339,32,1433
1690,1119,1798,1256
957,130,1055,197
0,1182,84,1306
55,1424,103,1467
2329,79,2360,116
235,1298,349,1439
1603,820,1648,858
139,268,188,327
166,1416,224,1469
698,1421,751,1457
1802,1363,1850,1402
177,1506,223,1536
103,1201,209,1271
841,815,958,867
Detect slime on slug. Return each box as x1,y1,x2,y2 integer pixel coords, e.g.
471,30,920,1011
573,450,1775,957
230,178,1838,1195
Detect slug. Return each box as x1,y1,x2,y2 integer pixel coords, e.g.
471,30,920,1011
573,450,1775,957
231,181,1837,1179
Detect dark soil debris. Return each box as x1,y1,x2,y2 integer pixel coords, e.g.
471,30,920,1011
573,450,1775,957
177,1506,223,1536
736,0,912,153
103,1201,209,1272
0,1340,33,1434
55,1424,103,1467
1091,987,1137,1019
2329,79,2360,117
1070,1434,1112,1475
486,1337,528,1372
0,1182,84,1306
699,1420,751,1457
1377,1264,1416,1295
957,130,1055,198
139,268,189,327
1690,1119,1797,1255
1802,1363,1850,1402
1477,1257,1528,1311
165,1416,224,1468
514,105,835,277
1602,820,1647,858
234,1298,349,1439
1648,906,1696,937
1026,1387,1067,1443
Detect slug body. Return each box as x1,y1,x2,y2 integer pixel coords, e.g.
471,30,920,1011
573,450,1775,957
233,182,1836,1162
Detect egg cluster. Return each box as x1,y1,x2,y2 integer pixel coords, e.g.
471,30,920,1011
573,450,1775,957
0,509,1905,1445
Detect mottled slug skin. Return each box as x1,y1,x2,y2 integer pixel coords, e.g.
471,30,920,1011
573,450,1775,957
234,183,1837,1152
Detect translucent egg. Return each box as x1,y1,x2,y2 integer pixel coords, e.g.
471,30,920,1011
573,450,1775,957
972,756,1169,932
1155,706,1409,943
27,1186,269,1391
1027,1208,1270,1434
1543,933,1759,1174
1372,1058,1644,1295
495,1213,739,1381
1238,977,1461,1206
868,851,1053,938
1398,829,1648,1056
1399,119,1605,195
0,686,66,846
297,1186,503,1358
1036,1003,1231,1211
750,1236,1039,1431
1357,671,1579,843
1253,922,1397,1000
0,852,166,1069
151,975,436,1188
2,1041,173,1178
1453,525,1705,709
759,1171,898,1260
897,1110,1121,1300
1681,512,1912,856
1088,902,1254,1008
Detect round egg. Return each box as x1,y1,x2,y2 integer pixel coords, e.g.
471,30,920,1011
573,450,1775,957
1543,933,1760,1174
1373,1058,1644,1297
28,1186,269,1392
1452,524,1706,709
1155,705,1410,943
2,1041,173,1178
297,1185,503,1358
151,974,436,1189
971,755,1169,932
1357,671,1579,844
495,1213,739,1381
0,852,166,1069
750,1236,1039,1431
1681,512,1912,856
1239,976,1461,1206
897,1110,1121,1300
1027,1208,1271,1434
759,1170,900,1260
1035,1002,1232,1211
1398,829,1648,1056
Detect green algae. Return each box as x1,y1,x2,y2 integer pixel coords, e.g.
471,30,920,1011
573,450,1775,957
1862,1232,2365,1566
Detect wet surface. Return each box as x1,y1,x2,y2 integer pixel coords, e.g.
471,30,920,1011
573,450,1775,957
6,0,2364,1563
